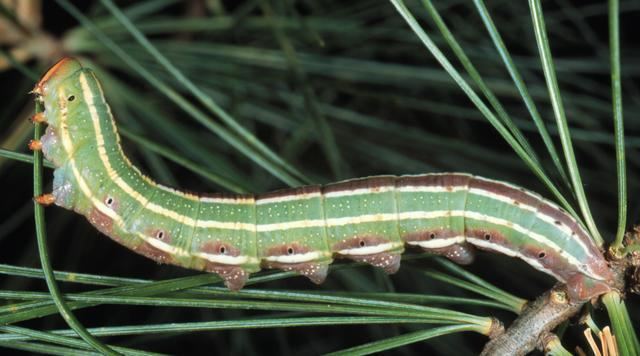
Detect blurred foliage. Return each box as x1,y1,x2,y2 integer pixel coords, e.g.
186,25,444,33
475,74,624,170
0,0,638,354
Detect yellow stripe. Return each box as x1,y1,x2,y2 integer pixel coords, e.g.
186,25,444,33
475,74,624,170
406,236,466,249
263,251,328,263
467,238,563,282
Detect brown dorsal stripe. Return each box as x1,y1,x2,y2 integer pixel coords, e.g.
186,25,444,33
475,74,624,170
468,177,544,208
470,177,594,248
396,173,472,188
323,175,396,195
257,185,322,201
197,191,253,201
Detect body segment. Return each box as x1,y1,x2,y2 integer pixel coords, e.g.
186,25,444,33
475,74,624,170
34,58,614,300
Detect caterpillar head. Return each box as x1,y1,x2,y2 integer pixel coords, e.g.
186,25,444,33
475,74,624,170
33,57,84,98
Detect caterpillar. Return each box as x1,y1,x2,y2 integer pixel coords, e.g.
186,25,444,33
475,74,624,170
31,57,614,301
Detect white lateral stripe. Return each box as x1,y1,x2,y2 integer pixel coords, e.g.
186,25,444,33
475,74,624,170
469,187,590,246
468,188,537,213
467,186,592,257
327,213,396,226
473,176,543,201
536,214,571,233
337,242,401,256
156,184,198,200
467,238,565,282
257,213,403,232
254,184,470,205
256,192,322,205
461,210,583,268
263,251,323,263
256,219,324,232
195,220,254,230
407,236,466,249
192,252,257,265
252,183,470,205
147,237,189,257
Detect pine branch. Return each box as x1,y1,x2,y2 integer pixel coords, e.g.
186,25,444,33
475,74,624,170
480,286,585,356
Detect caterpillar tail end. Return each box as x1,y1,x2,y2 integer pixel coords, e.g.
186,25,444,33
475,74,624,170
34,194,56,206
565,274,613,301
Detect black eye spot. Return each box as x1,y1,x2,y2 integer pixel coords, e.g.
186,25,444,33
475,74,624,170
287,247,294,255
554,220,561,226
359,240,366,247
67,95,75,102
429,233,436,239
156,231,165,240
538,251,546,259
105,197,114,206
219,246,226,254
484,233,491,241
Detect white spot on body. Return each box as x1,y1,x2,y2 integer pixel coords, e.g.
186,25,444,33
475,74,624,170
263,251,326,263
193,252,256,265
337,242,401,256
407,236,466,249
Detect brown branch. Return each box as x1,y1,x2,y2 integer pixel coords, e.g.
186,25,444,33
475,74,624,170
480,285,586,356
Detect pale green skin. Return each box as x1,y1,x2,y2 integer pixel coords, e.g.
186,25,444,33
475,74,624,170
36,58,614,300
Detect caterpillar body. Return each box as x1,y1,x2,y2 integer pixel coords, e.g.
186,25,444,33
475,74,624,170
32,58,614,301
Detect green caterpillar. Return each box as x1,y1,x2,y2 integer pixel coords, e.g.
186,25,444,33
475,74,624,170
32,58,614,301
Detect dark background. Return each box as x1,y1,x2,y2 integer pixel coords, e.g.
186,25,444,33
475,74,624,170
1,0,639,354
